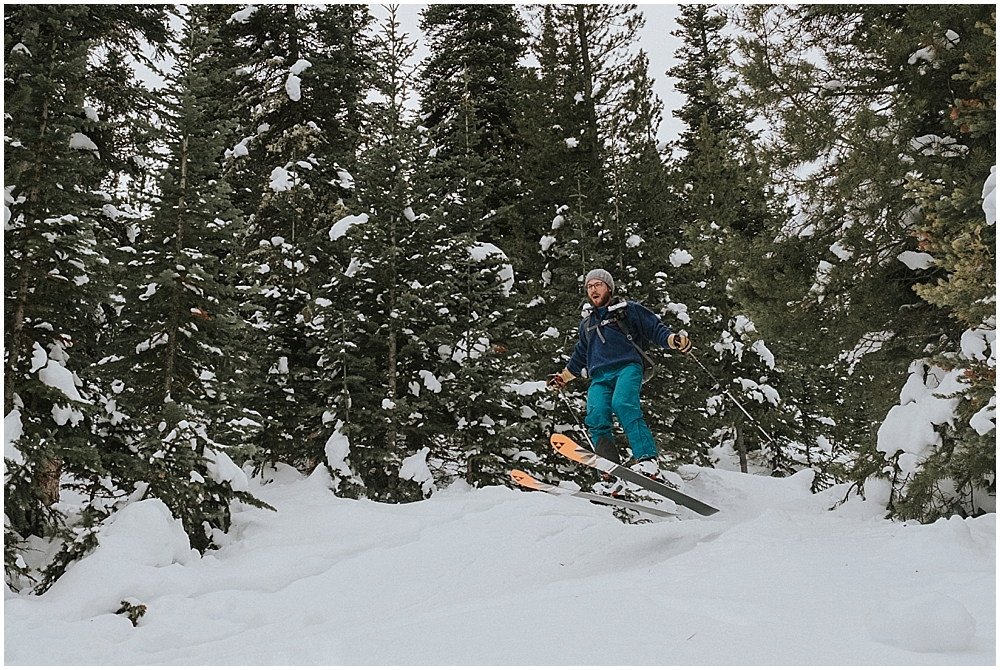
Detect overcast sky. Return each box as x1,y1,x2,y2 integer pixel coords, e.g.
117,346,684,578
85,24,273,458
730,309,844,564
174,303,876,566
369,3,687,146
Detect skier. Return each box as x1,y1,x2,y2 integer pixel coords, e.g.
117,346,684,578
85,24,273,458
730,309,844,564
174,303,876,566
547,269,691,476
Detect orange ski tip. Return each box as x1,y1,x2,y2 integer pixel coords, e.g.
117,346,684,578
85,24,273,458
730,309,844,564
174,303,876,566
510,469,540,489
550,433,592,465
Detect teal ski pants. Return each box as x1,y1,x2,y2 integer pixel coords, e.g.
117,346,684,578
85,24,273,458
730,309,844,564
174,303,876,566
585,361,658,461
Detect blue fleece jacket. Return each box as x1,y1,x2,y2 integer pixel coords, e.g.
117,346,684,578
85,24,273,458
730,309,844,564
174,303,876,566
566,299,676,377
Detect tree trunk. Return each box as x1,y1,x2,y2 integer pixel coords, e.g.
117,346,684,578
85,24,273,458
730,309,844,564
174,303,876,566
386,215,398,452
735,421,748,474
574,5,602,176
5,95,50,415
36,458,64,506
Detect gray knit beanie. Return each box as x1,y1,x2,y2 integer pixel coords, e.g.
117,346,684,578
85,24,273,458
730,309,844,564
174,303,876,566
585,268,614,293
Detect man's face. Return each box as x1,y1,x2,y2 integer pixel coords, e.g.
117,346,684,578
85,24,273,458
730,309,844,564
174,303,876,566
586,280,611,307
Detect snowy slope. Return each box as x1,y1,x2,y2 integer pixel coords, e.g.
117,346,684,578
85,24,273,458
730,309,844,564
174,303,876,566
4,462,994,665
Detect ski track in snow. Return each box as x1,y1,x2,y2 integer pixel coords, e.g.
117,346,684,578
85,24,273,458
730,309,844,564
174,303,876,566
5,463,995,665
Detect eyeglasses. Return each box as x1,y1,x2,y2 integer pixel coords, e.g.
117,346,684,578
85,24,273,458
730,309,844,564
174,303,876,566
585,281,607,290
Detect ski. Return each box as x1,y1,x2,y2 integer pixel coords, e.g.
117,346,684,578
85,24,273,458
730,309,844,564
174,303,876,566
510,470,677,518
550,433,721,516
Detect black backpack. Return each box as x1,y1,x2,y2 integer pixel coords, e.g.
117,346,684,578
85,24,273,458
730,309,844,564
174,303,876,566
580,299,656,382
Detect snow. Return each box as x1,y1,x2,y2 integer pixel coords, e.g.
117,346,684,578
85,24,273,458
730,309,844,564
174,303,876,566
451,335,490,364
539,234,556,252
503,380,548,396
269,356,289,375
969,396,996,436
908,46,937,65
4,409,24,466
877,362,968,476
51,404,83,427
204,447,249,492
751,339,776,369
335,169,355,190
38,358,83,402
419,370,442,394
228,137,250,158
983,166,996,225
665,300,690,326
866,588,977,652
468,241,505,262
5,465,993,665
961,326,994,362
68,132,99,153
468,242,514,295
289,59,312,76
399,447,435,495
829,240,853,260
285,74,303,102
268,166,296,192
810,260,834,298
323,421,351,479
669,248,693,267
910,134,966,158
625,234,643,248
897,250,936,270
29,341,47,373
228,4,257,23
329,212,368,241
736,377,780,406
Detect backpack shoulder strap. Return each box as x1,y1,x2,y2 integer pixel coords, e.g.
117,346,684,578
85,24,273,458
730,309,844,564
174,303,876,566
615,304,657,380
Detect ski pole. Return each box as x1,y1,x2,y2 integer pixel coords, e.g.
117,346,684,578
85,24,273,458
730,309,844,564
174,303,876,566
686,351,776,446
554,384,597,452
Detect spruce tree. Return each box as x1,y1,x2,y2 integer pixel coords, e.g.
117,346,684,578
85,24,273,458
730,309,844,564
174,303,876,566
98,5,270,553
413,5,534,487
894,12,995,519
203,4,374,471
314,8,433,501
4,4,169,589
733,5,995,506
661,5,798,476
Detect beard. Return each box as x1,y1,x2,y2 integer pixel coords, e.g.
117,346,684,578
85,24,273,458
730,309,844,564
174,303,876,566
590,293,611,308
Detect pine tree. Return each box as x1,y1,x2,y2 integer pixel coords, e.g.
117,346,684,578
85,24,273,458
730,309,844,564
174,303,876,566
411,5,535,487
660,5,798,477
313,8,434,501
203,4,374,471
893,12,996,519
733,5,995,506
4,5,169,589
97,5,271,553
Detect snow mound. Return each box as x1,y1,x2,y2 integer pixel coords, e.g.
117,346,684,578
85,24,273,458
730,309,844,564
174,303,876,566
867,591,977,652
5,466,994,665
38,499,192,619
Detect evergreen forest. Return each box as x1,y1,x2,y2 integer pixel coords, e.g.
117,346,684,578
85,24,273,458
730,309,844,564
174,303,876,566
4,4,995,592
